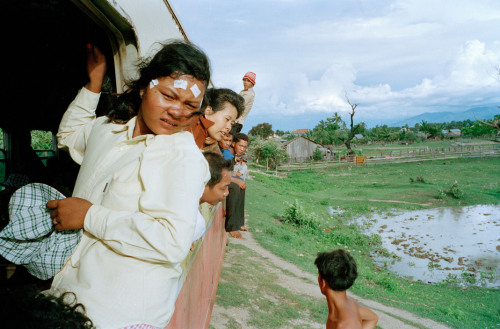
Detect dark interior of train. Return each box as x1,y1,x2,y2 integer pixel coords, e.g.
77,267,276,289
1,0,117,190
1,0,117,287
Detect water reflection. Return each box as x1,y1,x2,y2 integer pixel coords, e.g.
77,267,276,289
356,205,500,288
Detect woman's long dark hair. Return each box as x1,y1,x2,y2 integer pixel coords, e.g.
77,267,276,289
107,40,211,123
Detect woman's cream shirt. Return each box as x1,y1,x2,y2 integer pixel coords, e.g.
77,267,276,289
49,88,210,329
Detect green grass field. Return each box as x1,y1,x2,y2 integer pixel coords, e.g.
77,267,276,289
245,156,500,329
333,138,495,152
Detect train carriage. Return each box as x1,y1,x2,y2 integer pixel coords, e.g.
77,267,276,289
0,1,225,328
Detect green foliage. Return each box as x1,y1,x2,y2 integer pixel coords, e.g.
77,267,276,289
460,271,477,284
437,182,465,200
461,121,497,137
312,147,323,160
249,122,274,138
409,176,425,183
281,199,319,230
31,130,53,150
427,262,441,269
448,182,464,199
249,137,288,168
419,120,443,139
436,189,446,199
306,113,344,145
275,129,289,136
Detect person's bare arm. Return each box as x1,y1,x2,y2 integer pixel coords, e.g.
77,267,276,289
231,176,246,190
358,305,378,329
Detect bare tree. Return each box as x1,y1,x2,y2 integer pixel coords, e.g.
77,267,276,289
338,96,361,155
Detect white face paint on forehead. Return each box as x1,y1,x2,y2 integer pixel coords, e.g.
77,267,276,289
149,79,159,89
190,84,201,98
173,79,188,90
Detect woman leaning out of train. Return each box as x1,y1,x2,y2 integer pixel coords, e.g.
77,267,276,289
45,40,211,329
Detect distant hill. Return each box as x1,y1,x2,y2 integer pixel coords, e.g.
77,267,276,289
390,106,499,127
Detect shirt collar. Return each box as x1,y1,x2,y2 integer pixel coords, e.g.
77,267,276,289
111,117,152,144
199,116,215,129
111,116,136,136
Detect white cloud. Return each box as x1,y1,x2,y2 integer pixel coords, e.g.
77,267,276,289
254,39,500,123
171,0,500,129
227,18,248,25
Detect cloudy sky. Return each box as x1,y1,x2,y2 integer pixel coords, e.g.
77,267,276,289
169,0,500,132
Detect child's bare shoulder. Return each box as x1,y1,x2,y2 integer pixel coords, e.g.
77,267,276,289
347,296,363,320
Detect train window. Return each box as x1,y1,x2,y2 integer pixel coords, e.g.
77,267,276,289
31,130,56,166
31,130,53,151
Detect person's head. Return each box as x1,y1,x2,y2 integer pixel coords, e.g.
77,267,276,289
232,133,249,155
242,72,256,90
232,122,243,134
202,88,244,142
235,154,247,164
108,40,211,136
201,152,233,205
1,173,29,193
315,249,358,292
0,287,95,329
218,132,233,150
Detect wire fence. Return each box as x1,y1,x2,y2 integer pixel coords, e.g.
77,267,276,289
268,143,500,173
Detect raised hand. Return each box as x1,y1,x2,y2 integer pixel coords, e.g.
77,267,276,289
85,43,107,93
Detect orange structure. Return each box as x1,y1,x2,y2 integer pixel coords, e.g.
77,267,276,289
165,204,227,329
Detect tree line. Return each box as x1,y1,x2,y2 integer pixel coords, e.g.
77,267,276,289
247,112,499,165
250,115,499,146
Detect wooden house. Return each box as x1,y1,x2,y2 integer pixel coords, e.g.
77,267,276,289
283,136,326,162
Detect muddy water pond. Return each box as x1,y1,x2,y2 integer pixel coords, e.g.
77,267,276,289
356,205,500,288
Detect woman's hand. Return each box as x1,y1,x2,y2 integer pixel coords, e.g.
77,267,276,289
47,197,93,231
85,43,107,93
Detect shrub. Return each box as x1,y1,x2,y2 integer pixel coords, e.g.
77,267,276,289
449,182,464,199
281,199,319,230
410,176,425,183
436,189,446,199
312,147,323,160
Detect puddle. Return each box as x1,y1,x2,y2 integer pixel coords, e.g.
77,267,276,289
357,205,500,288
328,206,345,215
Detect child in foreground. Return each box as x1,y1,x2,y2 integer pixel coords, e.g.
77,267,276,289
315,249,378,329
191,151,233,248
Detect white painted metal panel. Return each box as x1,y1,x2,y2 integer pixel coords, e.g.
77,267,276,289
107,0,186,57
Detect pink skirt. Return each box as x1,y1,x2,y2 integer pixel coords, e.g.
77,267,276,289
120,325,161,329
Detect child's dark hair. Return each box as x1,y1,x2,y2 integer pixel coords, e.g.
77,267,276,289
227,124,239,138
315,249,358,291
203,151,233,187
202,88,245,118
107,39,211,122
0,287,95,329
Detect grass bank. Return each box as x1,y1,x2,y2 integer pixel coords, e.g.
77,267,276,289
245,157,500,329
